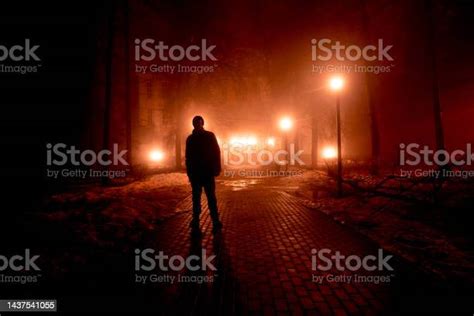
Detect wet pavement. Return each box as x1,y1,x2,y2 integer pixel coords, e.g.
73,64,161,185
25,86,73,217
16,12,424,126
136,176,445,315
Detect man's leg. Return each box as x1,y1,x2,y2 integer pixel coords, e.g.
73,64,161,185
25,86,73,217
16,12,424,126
190,179,202,229
203,177,222,231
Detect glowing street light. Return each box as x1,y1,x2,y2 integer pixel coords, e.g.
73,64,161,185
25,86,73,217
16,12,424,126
247,136,258,146
278,117,293,172
329,76,344,91
279,117,293,131
329,75,345,196
149,149,164,162
229,136,258,146
322,146,337,159
267,137,276,147
229,137,239,145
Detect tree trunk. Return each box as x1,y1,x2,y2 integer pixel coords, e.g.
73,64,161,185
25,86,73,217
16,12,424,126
425,0,445,151
102,0,116,185
360,0,381,175
124,0,133,168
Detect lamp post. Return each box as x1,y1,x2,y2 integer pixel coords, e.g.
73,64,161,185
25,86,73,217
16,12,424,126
329,76,344,197
149,149,165,162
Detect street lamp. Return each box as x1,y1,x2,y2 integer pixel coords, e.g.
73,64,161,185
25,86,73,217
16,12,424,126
322,146,337,160
329,76,344,196
321,145,337,176
279,117,293,131
149,149,165,162
329,76,344,91
267,137,276,147
278,117,293,171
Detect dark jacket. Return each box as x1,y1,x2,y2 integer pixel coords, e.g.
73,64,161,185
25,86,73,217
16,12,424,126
185,129,221,179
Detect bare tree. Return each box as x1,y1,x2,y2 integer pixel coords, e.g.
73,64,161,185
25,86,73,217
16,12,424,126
359,0,381,175
425,0,445,152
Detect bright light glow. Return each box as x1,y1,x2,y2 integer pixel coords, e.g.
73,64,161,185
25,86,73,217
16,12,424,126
149,149,165,162
248,136,257,145
229,136,258,146
279,117,293,131
267,137,276,147
322,146,337,159
329,76,344,91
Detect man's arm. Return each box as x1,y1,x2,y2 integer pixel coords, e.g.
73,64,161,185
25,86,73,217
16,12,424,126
185,136,192,177
211,133,221,176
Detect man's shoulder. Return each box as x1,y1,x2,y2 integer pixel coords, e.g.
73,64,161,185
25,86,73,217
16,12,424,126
197,130,216,138
187,130,216,140
186,134,193,142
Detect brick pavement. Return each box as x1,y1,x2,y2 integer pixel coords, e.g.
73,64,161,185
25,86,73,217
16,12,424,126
139,178,415,315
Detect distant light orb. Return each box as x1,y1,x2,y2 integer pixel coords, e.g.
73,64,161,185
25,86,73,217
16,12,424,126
229,136,258,146
267,137,276,147
279,117,293,131
247,136,258,145
149,149,164,162
322,146,337,159
229,137,239,145
329,76,344,91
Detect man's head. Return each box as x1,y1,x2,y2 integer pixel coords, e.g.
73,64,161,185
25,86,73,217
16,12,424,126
192,116,205,130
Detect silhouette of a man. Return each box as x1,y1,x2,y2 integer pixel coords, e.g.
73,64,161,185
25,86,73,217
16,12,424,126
186,115,222,233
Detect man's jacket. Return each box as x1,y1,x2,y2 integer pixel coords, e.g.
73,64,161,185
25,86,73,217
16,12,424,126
185,129,221,179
